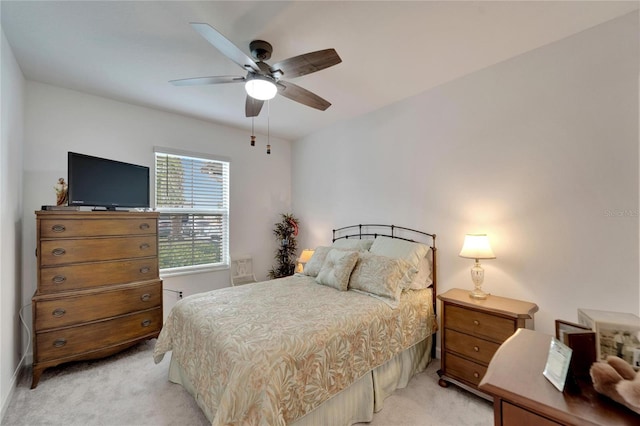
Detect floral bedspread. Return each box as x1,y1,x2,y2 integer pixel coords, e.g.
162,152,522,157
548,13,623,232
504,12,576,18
153,274,436,426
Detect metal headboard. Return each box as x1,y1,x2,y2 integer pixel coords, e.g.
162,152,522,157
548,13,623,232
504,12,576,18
332,224,437,358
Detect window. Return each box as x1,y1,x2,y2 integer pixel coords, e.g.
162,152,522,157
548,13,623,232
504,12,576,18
154,149,229,274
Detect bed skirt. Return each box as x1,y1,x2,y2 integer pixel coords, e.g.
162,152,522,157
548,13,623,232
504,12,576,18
167,336,433,426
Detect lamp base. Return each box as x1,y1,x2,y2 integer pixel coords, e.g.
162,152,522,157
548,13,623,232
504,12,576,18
469,288,489,300
469,260,489,299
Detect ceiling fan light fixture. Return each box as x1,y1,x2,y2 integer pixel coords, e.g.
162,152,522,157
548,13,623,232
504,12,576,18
245,77,277,101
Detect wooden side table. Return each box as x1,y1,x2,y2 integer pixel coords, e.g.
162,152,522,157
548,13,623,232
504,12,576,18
437,288,538,397
479,328,639,425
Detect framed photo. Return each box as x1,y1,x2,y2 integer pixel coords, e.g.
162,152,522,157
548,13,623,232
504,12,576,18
555,319,597,380
578,309,640,370
556,319,592,343
543,337,572,392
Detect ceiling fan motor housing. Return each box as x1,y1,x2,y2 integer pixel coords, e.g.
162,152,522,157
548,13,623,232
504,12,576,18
250,40,273,61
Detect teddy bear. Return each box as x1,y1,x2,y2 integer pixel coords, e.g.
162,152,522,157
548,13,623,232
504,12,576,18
590,355,640,414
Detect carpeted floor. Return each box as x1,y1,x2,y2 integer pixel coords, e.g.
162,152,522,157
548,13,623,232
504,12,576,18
2,340,492,425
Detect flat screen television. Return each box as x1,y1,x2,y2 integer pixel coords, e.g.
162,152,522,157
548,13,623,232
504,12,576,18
68,152,150,210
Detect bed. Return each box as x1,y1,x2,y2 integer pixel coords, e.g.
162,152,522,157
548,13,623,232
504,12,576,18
153,224,437,425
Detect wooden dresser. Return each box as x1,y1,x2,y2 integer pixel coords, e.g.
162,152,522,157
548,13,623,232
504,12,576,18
437,288,538,397
479,329,639,425
31,210,162,388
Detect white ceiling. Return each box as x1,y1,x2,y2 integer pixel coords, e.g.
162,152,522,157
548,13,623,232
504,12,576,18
2,1,638,141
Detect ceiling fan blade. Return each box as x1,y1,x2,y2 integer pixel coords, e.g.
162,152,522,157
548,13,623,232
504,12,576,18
245,96,264,117
270,49,341,79
277,81,331,111
190,22,261,73
170,76,245,86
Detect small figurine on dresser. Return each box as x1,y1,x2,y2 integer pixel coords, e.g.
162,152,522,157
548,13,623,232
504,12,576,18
54,177,68,206
591,356,640,415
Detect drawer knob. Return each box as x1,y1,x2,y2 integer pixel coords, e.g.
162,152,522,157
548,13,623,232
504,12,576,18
52,275,67,284
51,224,66,233
53,338,67,348
139,266,150,274
141,319,152,327
140,293,151,302
139,243,150,250
473,372,480,379
139,223,150,230
52,308,66,318
52,248,66,256
473,346,480,352
473,320,480,326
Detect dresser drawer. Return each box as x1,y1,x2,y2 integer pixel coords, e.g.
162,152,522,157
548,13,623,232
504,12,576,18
35,308,162,363
502,402,562,426
444,352,488,387
40,218,157,238
39,258,158,293
446,305,516,343
34,281,162,330
40,235,157,266
445,329,501,365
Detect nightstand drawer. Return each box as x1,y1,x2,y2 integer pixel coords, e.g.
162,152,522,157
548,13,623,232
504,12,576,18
444,352,487,387
445,329,500,365
447,304,515,343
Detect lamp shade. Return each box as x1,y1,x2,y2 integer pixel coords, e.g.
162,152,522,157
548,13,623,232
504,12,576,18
296,249,315,273
298,249,315,264
459,234,496,260
245,77,277,100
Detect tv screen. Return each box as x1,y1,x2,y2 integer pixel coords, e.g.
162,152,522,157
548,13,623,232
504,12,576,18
68,152,150,210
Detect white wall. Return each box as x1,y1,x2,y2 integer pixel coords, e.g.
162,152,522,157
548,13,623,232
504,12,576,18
22,82,292,319
1,29,25,419
292,13,639,340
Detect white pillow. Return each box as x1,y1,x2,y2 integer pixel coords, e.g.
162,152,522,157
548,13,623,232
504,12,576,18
369,236,430,270
349,252,414,307
409,249,433,290
303,246,332,277
316,249,359,291
331,238,374,252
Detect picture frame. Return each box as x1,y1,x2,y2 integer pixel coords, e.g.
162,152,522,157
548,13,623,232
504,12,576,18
577,309,640,370
555,319,593,342
543,337,573,392
555,319,597,380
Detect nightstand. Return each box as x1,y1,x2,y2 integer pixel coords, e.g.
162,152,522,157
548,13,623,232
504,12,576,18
437,288,538,398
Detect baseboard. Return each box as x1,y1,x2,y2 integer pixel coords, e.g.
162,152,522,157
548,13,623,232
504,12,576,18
0,357,27,423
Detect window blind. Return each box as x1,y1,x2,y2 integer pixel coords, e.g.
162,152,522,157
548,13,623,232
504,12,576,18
155,151,229,271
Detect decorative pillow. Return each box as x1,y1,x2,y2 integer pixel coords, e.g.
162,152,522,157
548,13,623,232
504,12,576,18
369,236,430,271
331,238,374,252
315,249,359,291
409,249,433,290
303,246,332,277
349,252,414,307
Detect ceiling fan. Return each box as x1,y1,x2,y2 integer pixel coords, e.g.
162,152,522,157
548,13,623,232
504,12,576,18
170,23,342,117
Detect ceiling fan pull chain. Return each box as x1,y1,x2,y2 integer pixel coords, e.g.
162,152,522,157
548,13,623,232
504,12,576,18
251,116,256,146
266,100,271,155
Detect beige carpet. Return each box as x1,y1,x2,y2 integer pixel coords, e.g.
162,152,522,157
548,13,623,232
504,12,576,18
2,340,492,425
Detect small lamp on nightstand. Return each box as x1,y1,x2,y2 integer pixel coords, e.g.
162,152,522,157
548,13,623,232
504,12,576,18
459,234,496,300
296,249,315,273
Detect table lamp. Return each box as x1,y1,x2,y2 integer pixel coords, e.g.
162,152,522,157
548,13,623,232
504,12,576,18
297,249,315,273
459,234,496,299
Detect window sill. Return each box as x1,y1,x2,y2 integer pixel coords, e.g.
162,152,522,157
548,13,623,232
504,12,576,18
160,264,229,278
